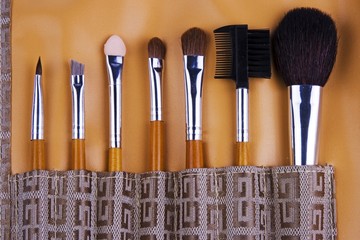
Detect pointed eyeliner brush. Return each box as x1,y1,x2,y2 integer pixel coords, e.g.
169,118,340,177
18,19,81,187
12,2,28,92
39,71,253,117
31,57,46,170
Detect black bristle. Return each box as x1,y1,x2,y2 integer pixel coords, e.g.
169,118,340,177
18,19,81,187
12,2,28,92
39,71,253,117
70,59,84,75
181,27,208,56
214,25,271,89
36,57,42,75
273,8,338,87
248,30,271,78
148,37,166,59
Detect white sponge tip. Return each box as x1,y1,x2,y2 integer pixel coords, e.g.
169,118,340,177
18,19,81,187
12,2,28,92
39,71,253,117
104,35,126,56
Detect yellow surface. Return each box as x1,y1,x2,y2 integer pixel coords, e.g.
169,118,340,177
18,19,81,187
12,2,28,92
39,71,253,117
11,0,360,238
236,142,249,166
31,139,45,170
108,147,122,172
71,139,86,170
150,121,165,171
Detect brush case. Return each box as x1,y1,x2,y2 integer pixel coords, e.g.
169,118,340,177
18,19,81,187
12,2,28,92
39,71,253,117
2,1,341,239
4,166,336,239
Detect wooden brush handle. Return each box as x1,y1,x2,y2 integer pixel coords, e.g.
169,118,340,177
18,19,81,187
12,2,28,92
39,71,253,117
236,142,249,165
150,121,164,171
31,140,46,170
186,140,204,168
108,148,122,171
71,139,86,170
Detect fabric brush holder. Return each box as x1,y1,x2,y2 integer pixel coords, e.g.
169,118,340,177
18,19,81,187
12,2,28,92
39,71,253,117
5,166,336,239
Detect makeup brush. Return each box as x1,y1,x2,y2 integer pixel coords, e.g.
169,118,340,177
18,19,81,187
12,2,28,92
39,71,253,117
273,8,337,165
181,27,208,169
31,57,46,170
70,59,86,170
214,25,271,166
148,37,166,171
104,35,126,171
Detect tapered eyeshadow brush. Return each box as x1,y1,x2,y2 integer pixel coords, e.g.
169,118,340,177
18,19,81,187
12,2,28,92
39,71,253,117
148,37,166,171
273,8,338,165
104,35,126,171
31,57,46,170
70,59,86,170
181,27,208,169
214,25,271,165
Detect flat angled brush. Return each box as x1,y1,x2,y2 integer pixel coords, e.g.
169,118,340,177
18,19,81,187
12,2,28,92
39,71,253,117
273,8,337,165
148,37,166,171
214,25,271,165
31,57,46,170
181,27,208,169
70,59,86,170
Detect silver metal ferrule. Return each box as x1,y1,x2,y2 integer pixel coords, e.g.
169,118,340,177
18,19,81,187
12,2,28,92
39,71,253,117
71,75,85,139
148,58,163,121
289,85,322,166
31,74,44,140
106,55,123,148
183,55,204,141
236,88,249,142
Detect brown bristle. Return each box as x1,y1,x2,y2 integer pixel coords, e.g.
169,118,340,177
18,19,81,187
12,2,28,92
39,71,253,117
36,57,42,75
181,27,208,56
148,37,166,59
273,8,338,87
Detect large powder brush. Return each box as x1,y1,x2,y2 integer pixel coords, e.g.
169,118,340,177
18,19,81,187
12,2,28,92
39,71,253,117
273,8,338,165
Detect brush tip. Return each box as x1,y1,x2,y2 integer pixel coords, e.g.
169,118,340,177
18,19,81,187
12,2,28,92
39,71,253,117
148,37,166,59
104,35,126,56
181,27,208,56
273,7,338,87
36,57,42,75
70,59,84,75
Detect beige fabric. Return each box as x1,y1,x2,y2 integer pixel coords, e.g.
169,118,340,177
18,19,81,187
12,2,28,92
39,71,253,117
0,0,11,237
10,166,336,239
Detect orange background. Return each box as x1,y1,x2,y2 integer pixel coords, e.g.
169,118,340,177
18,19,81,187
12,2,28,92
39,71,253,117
11,0,360,238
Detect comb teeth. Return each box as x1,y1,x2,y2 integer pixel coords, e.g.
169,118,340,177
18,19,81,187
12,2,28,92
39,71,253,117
214,25,271,88
214,31,233,79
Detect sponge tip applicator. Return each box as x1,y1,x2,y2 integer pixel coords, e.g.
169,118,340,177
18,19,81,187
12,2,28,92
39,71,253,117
104,35,126,56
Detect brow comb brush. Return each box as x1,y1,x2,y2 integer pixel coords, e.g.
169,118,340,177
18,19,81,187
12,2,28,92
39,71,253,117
214,25,271,165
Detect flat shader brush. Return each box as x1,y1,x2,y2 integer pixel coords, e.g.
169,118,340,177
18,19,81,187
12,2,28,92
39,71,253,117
214,25,271,165
148,37,166,171
70,59,86,170
31,57,46,170
181,27,208,169
104,35,126,171
273,8,337,165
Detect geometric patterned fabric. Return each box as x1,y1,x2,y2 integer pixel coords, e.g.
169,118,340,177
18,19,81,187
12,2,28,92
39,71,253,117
0,0,12,238
8,166,336,239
